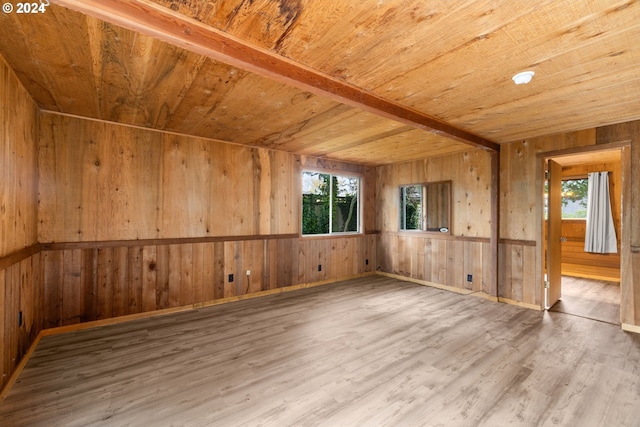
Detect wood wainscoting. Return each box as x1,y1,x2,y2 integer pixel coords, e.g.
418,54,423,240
40,234,377,327
0,248,43,394
377,232,493,296
499,239,540,309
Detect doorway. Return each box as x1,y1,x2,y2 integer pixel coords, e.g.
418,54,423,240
543,148,622,324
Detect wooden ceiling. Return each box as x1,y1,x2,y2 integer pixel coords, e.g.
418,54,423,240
1,0,639,165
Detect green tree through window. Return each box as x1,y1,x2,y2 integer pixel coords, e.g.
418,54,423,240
400,185,423,230
302,171,360,235
562,178,588,218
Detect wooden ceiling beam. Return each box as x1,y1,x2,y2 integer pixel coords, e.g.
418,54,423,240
52,0,499,152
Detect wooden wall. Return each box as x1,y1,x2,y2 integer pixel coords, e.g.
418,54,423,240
0,54,41,391
35,112,378,317
500,124,640,314
596,122,640,329
0,56,39,257
40,235,376,328
375,150,493,293
38,113,377,242
38,113,298,241
499,129,598,308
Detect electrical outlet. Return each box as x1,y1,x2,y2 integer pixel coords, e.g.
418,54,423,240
466,274,473,282
318,264,322,272
18,311,23,327
246,270,251,276
365,259,369,265
228,274,234,282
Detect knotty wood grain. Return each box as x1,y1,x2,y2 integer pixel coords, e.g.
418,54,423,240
3,276,640,426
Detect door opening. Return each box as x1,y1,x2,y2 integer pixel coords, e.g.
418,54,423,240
542,149,622,324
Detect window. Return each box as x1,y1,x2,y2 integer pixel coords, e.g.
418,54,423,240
399,181,451,233
302,171,360,235
400,185,423,230
561,178,588,219
543,177,589,219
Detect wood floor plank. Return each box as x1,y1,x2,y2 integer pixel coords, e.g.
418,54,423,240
549,276,620,325
1,276,640,426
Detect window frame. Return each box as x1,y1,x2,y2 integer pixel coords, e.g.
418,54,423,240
560,176,588,220
398,181,452,234
301,169,362,237
399,184,424,231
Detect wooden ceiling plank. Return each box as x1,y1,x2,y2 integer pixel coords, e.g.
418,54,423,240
51,0,499,152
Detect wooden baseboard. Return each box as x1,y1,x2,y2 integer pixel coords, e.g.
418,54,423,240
0,333,43,401
376,272,544,311
622,323,640,335
497,297,543,311
376,272,477,295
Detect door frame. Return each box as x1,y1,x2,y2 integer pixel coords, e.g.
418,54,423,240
538,143,626,312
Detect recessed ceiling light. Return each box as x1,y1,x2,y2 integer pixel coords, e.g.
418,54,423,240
512,71,535,85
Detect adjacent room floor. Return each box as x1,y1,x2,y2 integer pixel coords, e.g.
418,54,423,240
549,276,620,325
1,275,639,426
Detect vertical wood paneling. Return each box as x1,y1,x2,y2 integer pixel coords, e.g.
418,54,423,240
168,245,181,307
510,245,524,302
597,121,640,247
41,115,367,243
213,242,225,299
180,244,194,305
203,242,217,300
96,248,113,320
191,243,205,304
32,235,376,332
19,259,33,351
62,250,81,325
31,254,43,338
0,55,39,258
0,252,45,392
482,241,492,295
112,247,128,318
0,270,5,388
142,246,157,312
0,54,41,392
265,240,275,290
155,245,170,309
6,266,17,379
432,239,447,285
522,245,537,306
127,247,143,315
43,251,62,328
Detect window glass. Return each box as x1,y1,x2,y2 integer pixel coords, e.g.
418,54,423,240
400,185,423,230
561,178,588,219
302,171,360,235
332,175,359,233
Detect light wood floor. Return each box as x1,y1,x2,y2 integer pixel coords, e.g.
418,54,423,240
550,276,620,325
2,276,640,426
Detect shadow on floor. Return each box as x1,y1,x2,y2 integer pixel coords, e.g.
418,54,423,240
549,276,620,325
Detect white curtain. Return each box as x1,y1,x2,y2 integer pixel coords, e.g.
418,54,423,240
584,171,618,253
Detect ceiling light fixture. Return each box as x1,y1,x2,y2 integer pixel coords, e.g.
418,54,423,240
512,70,535,85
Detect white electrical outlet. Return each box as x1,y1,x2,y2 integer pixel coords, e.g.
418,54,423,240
246,270,251,276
